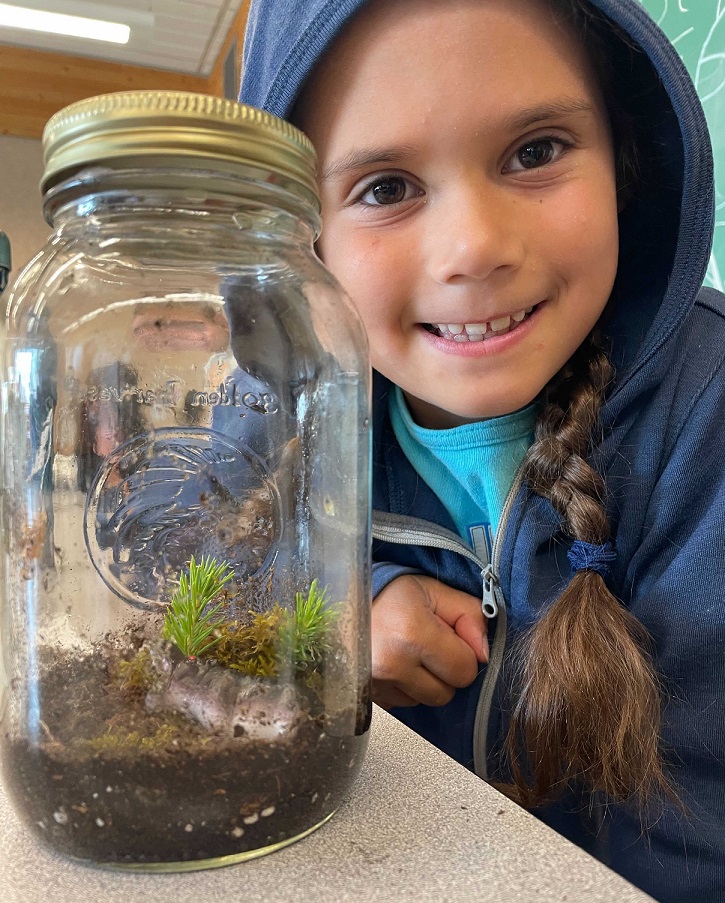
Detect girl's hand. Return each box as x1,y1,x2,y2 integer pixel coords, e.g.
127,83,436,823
371,574,488,710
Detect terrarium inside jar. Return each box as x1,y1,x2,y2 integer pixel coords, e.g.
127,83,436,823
0,92,371,870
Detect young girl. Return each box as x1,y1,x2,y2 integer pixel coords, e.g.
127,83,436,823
240,1,725,900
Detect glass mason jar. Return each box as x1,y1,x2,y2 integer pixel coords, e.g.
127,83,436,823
0,92,371,870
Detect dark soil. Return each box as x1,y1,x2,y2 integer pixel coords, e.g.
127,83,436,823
1,649,371,867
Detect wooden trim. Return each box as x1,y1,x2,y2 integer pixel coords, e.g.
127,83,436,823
207,0,252,99
0,2,251,141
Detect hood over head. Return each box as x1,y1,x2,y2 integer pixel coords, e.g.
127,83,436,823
240,0,714,395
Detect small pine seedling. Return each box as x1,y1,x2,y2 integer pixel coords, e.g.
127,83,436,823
163,555,233,658
281,579,339,667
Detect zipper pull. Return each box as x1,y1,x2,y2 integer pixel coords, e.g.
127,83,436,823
481,564,499,619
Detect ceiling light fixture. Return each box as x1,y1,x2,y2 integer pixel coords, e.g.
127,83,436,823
0,2,130,44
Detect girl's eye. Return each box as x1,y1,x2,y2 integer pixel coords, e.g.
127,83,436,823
506,137,570,172
357,176,419,206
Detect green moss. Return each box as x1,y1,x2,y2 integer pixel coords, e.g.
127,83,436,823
138,723,179,749
212,607,285,678
211,582,341,678
74,722,181,755
161,557,341,679
114,647,155,700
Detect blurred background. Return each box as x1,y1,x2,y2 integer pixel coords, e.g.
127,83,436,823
0,0,251,278
639,0,725,292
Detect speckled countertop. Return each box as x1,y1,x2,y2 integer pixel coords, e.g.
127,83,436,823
0,706,655,903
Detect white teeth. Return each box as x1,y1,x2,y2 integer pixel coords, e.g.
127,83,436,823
431,306,533,342
489,315,511,332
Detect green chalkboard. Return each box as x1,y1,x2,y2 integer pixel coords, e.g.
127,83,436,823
639,0,725,290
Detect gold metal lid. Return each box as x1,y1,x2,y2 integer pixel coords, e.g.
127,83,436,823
41,91,319,213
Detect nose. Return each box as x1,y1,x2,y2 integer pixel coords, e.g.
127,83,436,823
426,176,525,284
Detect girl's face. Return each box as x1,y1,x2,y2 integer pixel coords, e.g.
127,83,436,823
298,0,620,428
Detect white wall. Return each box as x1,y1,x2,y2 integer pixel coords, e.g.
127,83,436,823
0,135,50,282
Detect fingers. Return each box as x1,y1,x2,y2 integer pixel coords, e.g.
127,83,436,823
373,635,468,707
371,681,419,710
416,613,481,689
371,575,488,708
430,586,489,663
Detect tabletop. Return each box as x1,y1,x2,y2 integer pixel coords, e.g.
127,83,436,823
0,706,656,903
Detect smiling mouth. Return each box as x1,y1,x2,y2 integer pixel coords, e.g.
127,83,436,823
423,305,536,341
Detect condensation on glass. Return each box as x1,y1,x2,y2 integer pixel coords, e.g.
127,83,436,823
0,92,371,871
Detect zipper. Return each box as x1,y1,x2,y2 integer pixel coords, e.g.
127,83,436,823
371,467,525,781
371,514,496,614
472,470,523,780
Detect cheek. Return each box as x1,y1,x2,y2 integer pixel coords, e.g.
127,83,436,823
575,207,619,285
318,229,397,319
541,184,619,280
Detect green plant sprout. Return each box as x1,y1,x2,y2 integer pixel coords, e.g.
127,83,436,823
163,555,233,658
280,579,339,667
215,585,340,677
163,558,339,675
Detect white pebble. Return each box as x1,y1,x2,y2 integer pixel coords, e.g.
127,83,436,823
95,818,105,828
311,793,318,804
92,793,99,800
261,806,275,818
106,786,113,793
53,810,68,825
231,827,244,838
184,823,193,832
243,813,259,825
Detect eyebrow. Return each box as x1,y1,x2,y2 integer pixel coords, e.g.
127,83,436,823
502,98,596,132
319,98,595,182
320,144,418,182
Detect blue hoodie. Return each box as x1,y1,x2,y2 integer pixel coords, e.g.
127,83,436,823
240,2,725,901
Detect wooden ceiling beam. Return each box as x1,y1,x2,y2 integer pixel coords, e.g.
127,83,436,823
0,0,251,140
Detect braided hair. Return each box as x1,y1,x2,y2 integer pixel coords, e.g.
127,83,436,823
506,333,674,809
505,0,675,811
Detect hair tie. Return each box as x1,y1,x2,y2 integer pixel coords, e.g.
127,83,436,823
567,540,616,578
